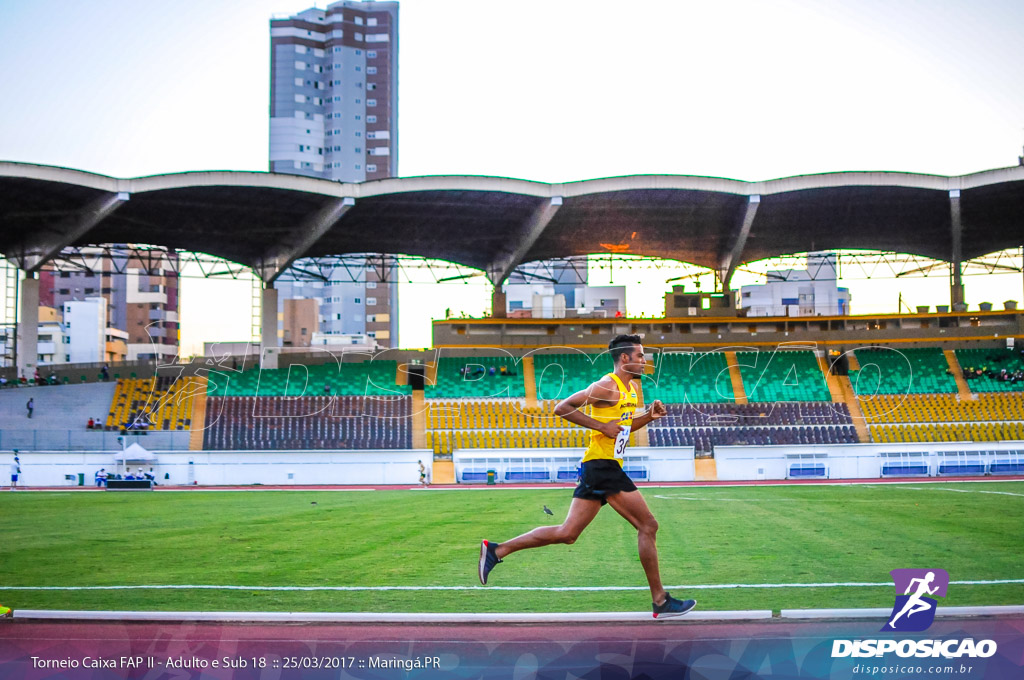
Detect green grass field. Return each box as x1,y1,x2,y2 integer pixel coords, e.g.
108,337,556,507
1,482,1022,614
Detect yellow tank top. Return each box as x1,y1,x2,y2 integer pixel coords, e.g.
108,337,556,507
581,373,638,465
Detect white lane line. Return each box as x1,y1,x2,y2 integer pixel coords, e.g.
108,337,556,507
655,495,799,501
898,486,1024,497
3,579,1023,592
781,605,1024,619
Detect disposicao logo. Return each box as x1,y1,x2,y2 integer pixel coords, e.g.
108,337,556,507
881,568,949,632
831,569,998,659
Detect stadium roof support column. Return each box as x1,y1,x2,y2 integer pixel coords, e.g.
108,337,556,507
16,273,38,380
3,191,128,272
252,197,356,284
486,197,563,288
949,189,965,308
718,195,760,291
260,285,279,370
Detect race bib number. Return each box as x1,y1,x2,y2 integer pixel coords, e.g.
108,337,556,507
613,425,630,460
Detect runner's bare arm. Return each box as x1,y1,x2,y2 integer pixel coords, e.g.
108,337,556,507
630,396,666,431
554,377,623,438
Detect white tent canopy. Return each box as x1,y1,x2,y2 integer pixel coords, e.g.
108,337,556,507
114,443,158,462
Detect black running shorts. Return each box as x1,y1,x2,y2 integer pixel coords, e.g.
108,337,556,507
572,459,637,505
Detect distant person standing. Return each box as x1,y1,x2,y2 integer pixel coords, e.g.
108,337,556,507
26,398,33,419
10,453,21,490
418,460,428,487
101,365,110,381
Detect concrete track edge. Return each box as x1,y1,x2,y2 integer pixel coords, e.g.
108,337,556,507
8,606,1024,624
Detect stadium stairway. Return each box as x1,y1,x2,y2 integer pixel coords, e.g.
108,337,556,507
432,460,455,484
412,387,454,482
694,458,717,481
944,349,973,399
411,391,427,449
425,358,438,387
724,352,748,404
817,356,845,403
837,376,871,443
189,377,208,450
816,353,871,442
522,356,538,408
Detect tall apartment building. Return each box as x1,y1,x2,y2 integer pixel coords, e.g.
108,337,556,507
39,249,180,362
270,0,399,182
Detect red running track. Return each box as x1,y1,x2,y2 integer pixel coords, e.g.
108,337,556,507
14,475,1024,492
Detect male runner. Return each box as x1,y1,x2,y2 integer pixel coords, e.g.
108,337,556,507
478,334,696,618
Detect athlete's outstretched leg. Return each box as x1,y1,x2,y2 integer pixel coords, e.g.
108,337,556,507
606,490,664,602
479,497,601,585
495,497,601,559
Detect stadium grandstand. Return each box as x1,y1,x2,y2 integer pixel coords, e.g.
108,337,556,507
1,161,1024,485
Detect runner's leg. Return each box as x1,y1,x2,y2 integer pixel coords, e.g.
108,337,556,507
607,490,665,603
495,497,601,559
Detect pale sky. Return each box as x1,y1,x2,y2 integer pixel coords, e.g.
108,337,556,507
1,0,1023,352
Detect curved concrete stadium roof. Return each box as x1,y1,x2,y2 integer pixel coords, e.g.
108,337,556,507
1,161,1022,284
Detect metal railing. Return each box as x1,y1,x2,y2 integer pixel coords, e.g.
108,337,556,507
0,429,191,451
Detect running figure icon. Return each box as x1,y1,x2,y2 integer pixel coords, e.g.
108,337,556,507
887,571,938,628
882,568,949,632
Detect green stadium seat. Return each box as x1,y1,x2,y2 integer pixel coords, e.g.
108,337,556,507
851,347,956,395
426,356,525,399
206,361,411,397
736,350,830,402
532,353,611,401
954,348,1024,393
642,351,734,404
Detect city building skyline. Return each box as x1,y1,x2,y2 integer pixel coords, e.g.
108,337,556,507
39,249,180,362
